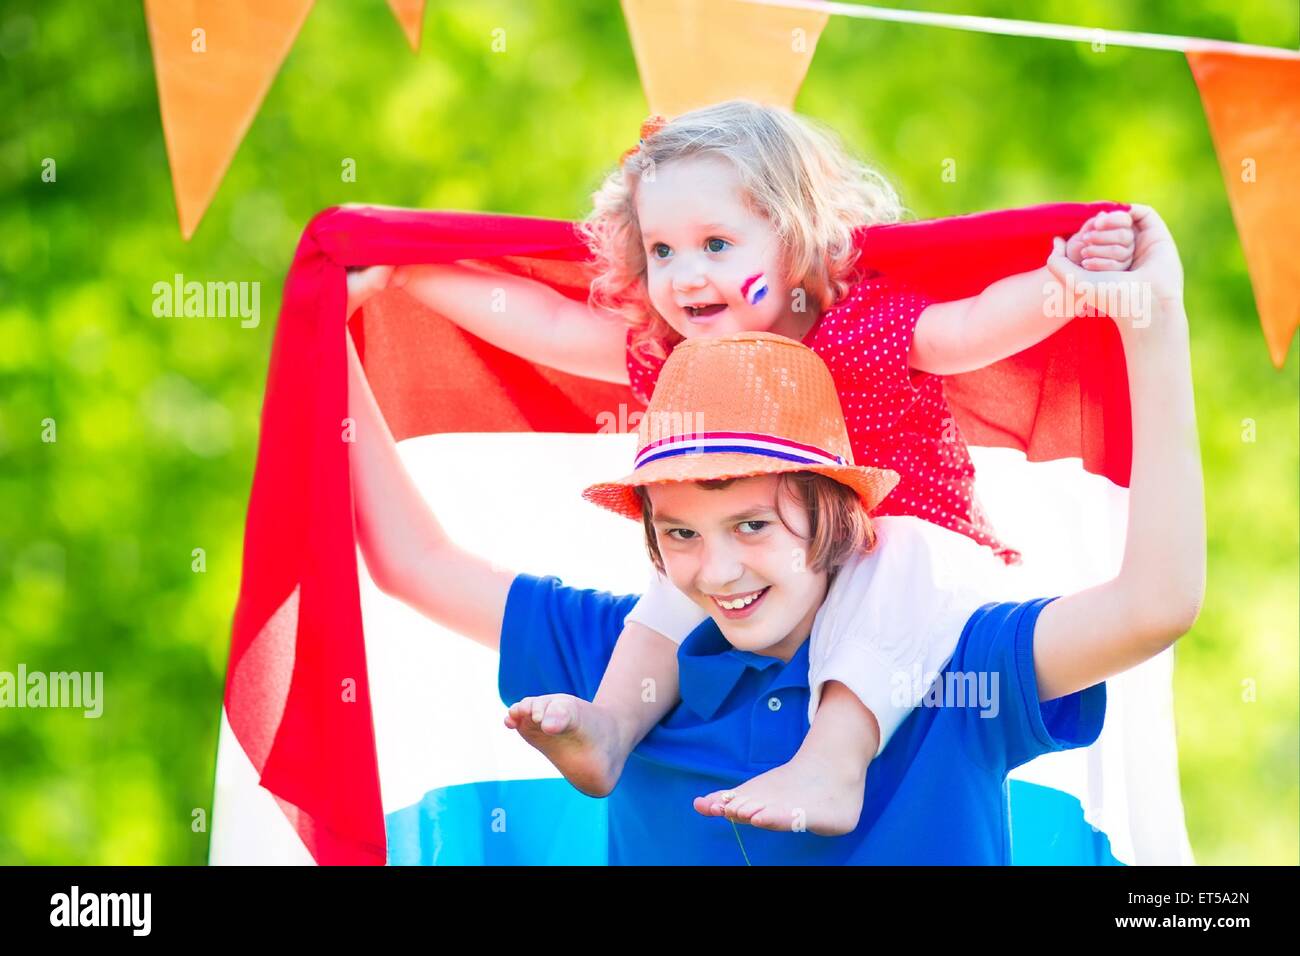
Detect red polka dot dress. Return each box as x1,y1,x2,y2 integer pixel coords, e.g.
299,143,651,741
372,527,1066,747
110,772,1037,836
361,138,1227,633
626,274,1019,564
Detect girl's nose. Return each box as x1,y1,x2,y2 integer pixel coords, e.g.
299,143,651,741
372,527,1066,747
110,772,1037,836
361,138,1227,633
671,257,708,292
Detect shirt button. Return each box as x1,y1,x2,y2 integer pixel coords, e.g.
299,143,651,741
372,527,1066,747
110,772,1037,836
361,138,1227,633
767,696,782,712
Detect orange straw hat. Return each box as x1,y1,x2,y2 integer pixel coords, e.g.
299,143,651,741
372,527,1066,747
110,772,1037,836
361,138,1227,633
582,332,900,519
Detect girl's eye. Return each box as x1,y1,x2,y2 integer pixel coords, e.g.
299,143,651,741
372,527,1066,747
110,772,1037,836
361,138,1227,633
738,520,768,534
665,528,697,541
650,243,670,259
706,237,729,253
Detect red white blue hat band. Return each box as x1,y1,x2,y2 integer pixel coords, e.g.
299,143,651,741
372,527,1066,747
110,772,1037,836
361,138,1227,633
634,431,847,470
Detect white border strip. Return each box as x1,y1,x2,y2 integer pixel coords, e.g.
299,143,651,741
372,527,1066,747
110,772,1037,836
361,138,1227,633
738,0,1300,60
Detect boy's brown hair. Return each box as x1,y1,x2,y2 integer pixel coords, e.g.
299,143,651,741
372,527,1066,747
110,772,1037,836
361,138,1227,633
635,472,877,578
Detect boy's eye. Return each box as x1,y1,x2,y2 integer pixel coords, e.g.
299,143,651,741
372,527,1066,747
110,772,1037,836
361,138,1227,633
738,520,768,534
665,528,697,541
706,237,729,253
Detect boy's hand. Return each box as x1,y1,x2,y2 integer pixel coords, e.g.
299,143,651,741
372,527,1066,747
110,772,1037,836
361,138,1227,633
1047,204,1184,332
1065,209,1135,271
345,264,396,317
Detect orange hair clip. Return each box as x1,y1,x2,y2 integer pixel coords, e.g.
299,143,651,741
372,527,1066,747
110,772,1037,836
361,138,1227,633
620,113,669,166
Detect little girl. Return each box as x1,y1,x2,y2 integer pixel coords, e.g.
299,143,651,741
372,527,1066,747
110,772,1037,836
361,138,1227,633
347,100,1135,834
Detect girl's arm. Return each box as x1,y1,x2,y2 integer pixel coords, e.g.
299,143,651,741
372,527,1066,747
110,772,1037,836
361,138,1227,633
1031,205,1203,701
909,210,1135,375
347,332,515,650
389,262,632,385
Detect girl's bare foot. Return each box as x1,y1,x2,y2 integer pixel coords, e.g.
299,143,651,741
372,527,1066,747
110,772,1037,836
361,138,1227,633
691,747,867,836
504,694,627,798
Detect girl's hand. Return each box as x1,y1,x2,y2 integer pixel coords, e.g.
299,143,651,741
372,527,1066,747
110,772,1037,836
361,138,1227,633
346,264,396,317
1047,204,1185,332
1065,209,1135,271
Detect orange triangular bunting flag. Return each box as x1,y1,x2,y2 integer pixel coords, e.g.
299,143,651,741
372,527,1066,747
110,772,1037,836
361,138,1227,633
145,0,316,240
621,0,827,116
386,0,426,53
1187,49,1300,368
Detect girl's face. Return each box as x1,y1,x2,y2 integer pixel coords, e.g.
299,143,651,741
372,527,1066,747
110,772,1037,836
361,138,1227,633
647,474,828,662
635,155,816,341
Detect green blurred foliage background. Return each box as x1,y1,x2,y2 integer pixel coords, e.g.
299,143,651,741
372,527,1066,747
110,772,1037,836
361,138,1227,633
0,0,1295,865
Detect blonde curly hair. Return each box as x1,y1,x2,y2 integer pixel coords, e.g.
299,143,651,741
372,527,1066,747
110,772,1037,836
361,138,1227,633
577,99,905,372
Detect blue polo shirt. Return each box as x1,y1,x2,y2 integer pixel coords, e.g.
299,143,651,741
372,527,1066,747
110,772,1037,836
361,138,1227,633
498,573,1106,865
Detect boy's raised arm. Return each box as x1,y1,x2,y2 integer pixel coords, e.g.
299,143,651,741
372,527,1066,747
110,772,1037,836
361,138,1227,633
347,333,515,650
1031,205,1205,701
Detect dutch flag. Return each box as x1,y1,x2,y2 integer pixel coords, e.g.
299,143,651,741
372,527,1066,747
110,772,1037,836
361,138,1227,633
209,204,1192,865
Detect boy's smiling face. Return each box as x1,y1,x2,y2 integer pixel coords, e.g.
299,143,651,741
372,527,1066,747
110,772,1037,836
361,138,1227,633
647,474,828,661
635,155,814,342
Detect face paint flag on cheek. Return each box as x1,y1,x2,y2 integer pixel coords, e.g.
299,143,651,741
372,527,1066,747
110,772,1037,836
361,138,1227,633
741,272,768,306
